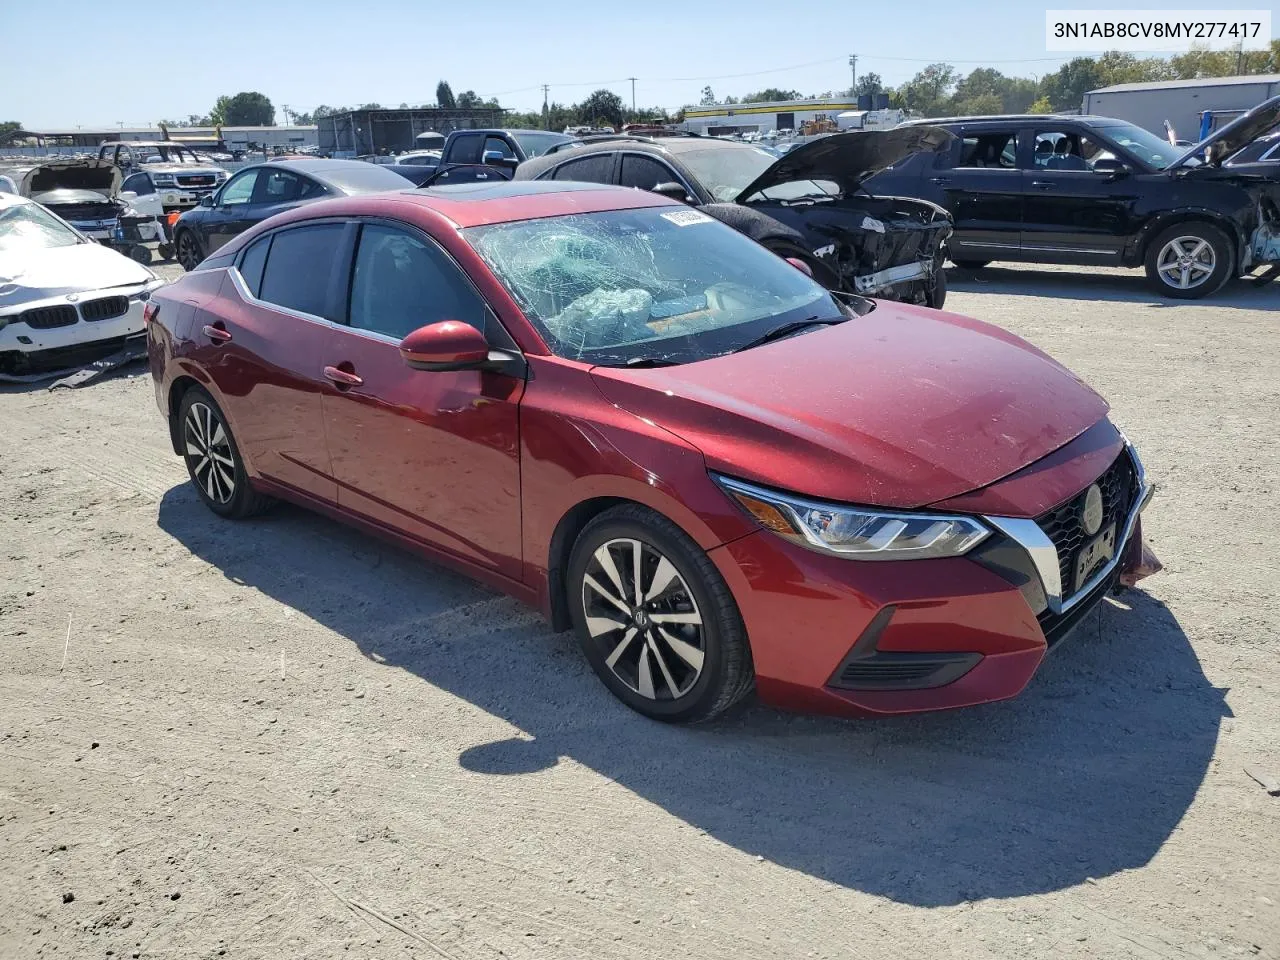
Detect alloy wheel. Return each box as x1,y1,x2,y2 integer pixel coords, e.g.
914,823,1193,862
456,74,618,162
580,538,705,701
183,402,236,504
1156,236,1216,291
177,233,201,271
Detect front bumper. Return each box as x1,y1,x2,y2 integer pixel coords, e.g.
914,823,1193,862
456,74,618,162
0,282,160,372
708,445,1153,718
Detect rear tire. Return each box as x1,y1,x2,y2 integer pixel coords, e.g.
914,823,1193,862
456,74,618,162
950,258,990,270
927,263,948,309
177,386,273,520
567,504,753,723
1144,222,1233,299
176,229,204,272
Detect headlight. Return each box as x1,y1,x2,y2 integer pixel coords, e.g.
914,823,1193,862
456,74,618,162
151,174,176,186
214,170,229,182
713,474,990,560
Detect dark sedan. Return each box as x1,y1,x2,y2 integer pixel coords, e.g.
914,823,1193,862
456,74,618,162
173,159,416,270
514,131,955,308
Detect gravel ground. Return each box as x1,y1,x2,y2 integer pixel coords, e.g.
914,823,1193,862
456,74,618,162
1,261,1277,960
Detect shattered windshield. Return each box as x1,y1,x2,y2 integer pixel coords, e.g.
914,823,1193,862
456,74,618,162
0,201,82,252
677,145,838,202
465,206,846,365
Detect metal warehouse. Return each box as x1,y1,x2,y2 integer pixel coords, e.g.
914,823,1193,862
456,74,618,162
14,125,318,151
317,107,505,156
681,97,865,136
1082,74,1280,139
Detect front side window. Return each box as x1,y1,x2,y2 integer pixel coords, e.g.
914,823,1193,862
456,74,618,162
0,201,82,252
122,173,155,196
347,224,486,339
465,207,849,365
448,133,484,165
257,223,344,318
483,136,516,160
619,155,679,191
219,170,259,206
550,154,614,183
1031,130,1106,171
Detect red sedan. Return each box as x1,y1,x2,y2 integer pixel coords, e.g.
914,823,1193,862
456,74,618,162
146,181,1156,722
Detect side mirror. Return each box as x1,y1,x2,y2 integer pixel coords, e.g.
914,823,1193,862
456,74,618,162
785,256,814,278
1093,158,1130,178
400,321,491,371
651,181,691,203
199,194,215,207
483,150,519,170
120,190,138,202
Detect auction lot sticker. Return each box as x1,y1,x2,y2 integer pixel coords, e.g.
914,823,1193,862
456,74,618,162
1045,9,1271,52
661,210,714,226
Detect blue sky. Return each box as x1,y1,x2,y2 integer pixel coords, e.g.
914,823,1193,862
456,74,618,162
5,0,1274,127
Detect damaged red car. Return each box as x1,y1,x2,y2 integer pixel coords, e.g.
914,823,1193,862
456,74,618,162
148,181,1156,722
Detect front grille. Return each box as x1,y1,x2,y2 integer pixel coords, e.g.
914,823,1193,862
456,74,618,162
176,174,216,187
1036,451,1139,601
51,202,118,221
80,296,129,322
18,305,78,329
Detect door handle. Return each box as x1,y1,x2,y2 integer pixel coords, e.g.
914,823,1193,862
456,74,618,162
1031,180,1054,189
323,365,363,387
928,176,951,185
202,323,232,343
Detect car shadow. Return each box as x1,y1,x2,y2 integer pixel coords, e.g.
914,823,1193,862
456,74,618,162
0,362,148,395
157,486,1228,907
947,263,1280,309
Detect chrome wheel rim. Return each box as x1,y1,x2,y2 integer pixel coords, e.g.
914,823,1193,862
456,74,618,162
581,538,705,701
1157,236,1215,290
184,402,236,504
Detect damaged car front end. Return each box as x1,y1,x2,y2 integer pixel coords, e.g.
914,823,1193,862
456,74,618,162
0,194,164,375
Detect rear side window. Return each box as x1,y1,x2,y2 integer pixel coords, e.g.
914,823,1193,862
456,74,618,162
550,154,614,183
238,235,271,297
258,223,344,318
956,132,1017,169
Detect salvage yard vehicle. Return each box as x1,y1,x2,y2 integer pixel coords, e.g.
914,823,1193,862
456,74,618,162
171,159,419,271
148,181,1156,722
96,141,230,215
420,128,578,186
514,129,955,307
884,95,1280,298
0,194,164,374
2,158,168,263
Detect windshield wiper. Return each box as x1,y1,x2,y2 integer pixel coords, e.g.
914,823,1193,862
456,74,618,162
731,317,845,354
621,356,681,368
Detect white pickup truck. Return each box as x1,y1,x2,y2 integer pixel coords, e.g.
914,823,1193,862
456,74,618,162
97,141,230,215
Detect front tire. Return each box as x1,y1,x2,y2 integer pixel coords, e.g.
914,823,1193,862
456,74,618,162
1144,223,1233,299
175,229,204,272
177,386,273,519
567,505,753,723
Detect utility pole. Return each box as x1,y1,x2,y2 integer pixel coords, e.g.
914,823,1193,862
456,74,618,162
542,84,550,130
1235,37,1244,75
849,54,858,97
281,104,293,126
627,77,637,115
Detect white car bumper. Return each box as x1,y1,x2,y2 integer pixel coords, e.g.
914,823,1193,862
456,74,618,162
0,281,160,359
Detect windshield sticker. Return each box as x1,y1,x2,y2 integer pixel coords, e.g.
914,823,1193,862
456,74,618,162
660,209,713,227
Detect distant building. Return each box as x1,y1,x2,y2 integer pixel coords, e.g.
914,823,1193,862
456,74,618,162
316,107,506,156
1082,74,1280,138
682,97,867,136
14,125,318,151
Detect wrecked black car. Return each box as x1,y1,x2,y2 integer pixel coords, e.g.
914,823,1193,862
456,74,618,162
514,129,955,307
882,94,1280,299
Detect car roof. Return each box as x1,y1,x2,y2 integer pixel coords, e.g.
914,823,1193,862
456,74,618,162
519,134,746,178
899,114,1127,127
247,158,387,176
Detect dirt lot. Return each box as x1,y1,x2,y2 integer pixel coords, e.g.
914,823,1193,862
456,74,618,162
1,262,1278,960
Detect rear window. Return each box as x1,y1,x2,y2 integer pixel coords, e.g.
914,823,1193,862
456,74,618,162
258,224,344,318
319,165,415,194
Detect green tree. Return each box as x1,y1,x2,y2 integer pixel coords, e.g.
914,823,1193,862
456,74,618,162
456,90,482,110
0,121,23,146
436,81,456,110
741,88,801,103
854,72,884,98
1038,57,1104,112
897,63,957,116
950,93,1003,117
217,91,275,126
577,89,625,128
1096,51,1173,85
1027,96,1053,114
700,86,716,105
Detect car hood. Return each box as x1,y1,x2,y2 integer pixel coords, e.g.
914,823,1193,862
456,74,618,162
1171,94,1280,170
734,126,954,201
589,301,1109,509
31,188,122,207
0,242,153,308
15,158,121,198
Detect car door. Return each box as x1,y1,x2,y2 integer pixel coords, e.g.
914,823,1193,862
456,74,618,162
1019,126,1140,264
203,169,261,252
931,126,1025,259
317,220,525,580
192,223,344,503
120,173,164,218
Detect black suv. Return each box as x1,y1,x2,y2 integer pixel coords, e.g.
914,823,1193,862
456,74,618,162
873,97,1280,299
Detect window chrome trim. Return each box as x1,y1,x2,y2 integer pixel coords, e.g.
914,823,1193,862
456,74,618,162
984,443,1153,615
225,264,404,347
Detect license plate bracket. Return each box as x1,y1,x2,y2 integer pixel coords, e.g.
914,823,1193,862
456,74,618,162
1074,523,1116,593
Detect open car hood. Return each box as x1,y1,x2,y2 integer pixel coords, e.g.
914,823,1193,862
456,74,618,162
1171,94,1280,170
734,126,953,202
16,158,121,199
